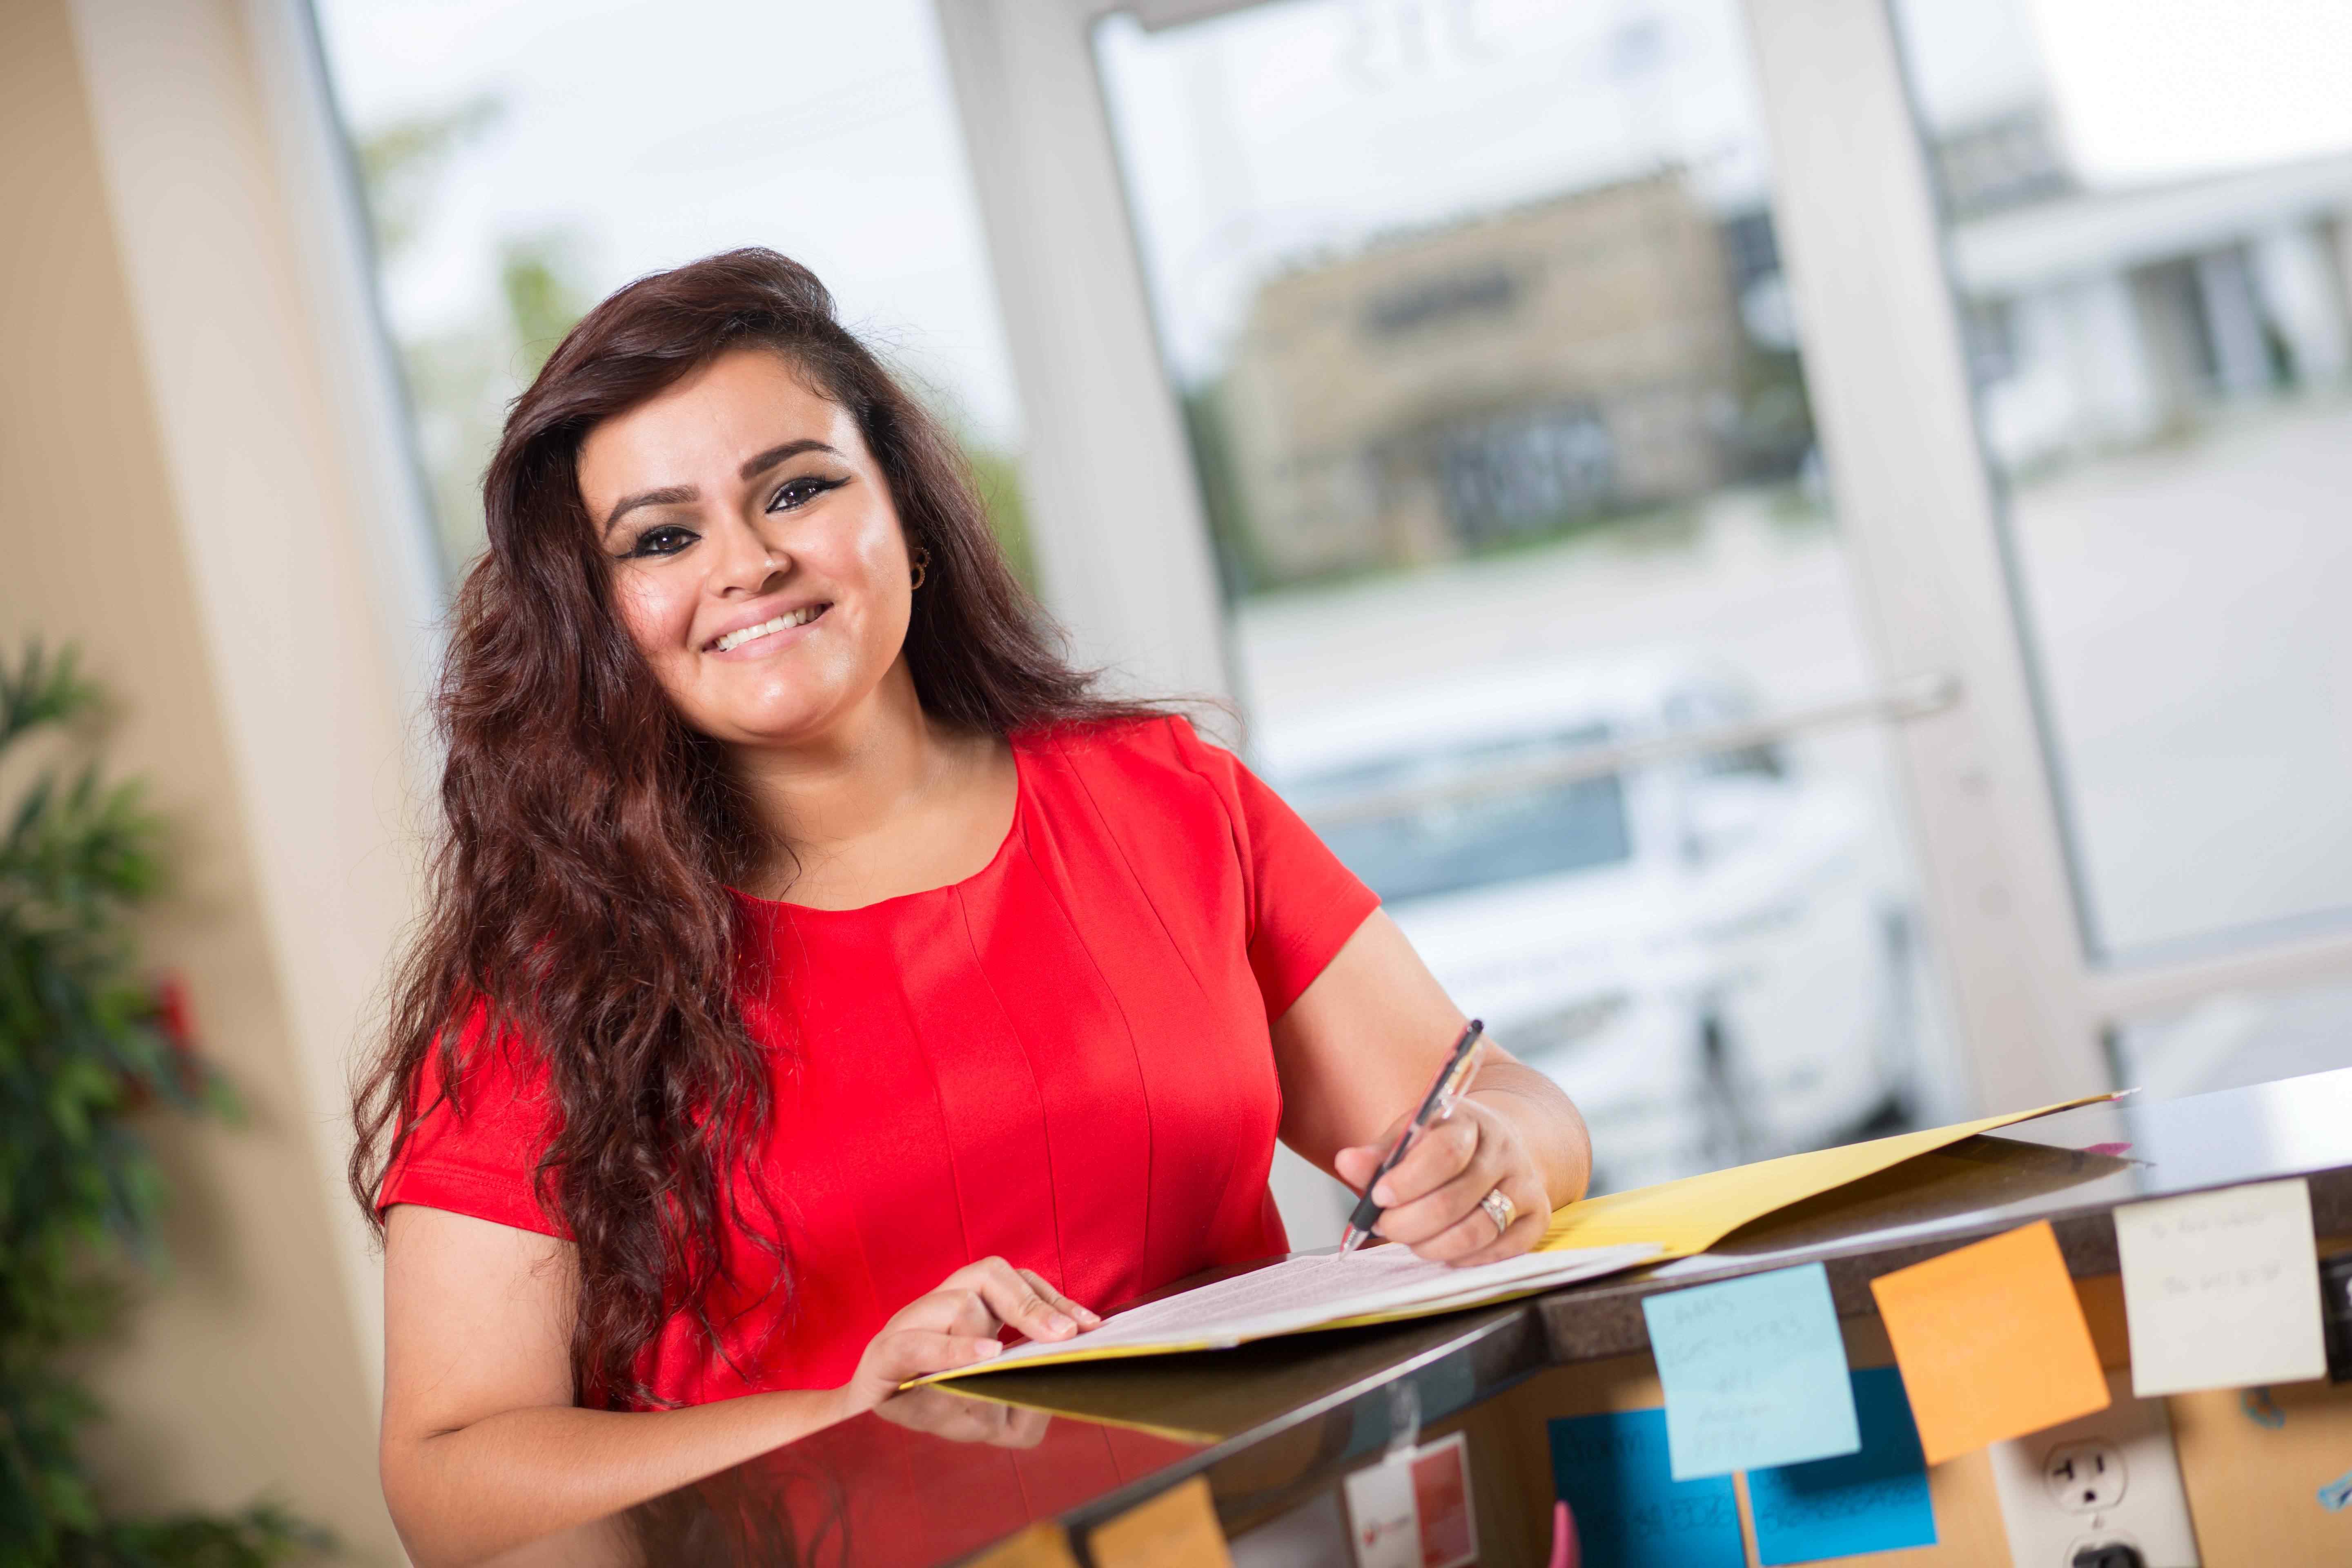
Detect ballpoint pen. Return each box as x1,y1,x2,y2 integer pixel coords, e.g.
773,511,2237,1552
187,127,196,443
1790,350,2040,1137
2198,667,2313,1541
1339,1019,1488,1254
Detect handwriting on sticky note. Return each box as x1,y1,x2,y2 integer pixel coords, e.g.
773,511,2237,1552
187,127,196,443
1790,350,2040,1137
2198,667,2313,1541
1746,1367,1937,1566
2115,1177,2327,1396
1642,1262,1859,1480
1547,1410,1745,1568
1090,1476,1234,1568
1869,1221,2109,1466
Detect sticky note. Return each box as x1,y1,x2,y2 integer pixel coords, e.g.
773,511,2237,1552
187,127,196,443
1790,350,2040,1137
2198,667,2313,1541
965,1521,1084,1568
2114,1176,2328,1395
1547,1410,1744,1568
1868,1221,2109,1465
1642,1261,1859,1479
1091,1475,1234,1568
1748,1367,1938,1564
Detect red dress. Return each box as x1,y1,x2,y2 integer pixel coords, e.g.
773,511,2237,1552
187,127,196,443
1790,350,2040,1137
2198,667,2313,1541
379,716,1379,1405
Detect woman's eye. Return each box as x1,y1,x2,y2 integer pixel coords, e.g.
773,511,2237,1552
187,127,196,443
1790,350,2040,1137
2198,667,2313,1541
623,524,697,559
766,475,843,513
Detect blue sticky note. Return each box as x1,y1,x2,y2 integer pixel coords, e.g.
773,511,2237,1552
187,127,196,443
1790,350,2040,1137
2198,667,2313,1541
1642,1261,1860,1479
1748,1367,1938,1565
1547,1410,1744,1568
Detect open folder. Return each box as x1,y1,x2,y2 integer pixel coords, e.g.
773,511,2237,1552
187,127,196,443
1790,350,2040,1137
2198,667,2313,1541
917,1091,2113,1385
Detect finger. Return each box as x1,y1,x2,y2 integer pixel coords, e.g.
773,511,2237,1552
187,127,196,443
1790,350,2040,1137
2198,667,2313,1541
948,1256,1081,1342
1018,1268,1102,1329
1333,1143,1381,1193
1376,1130,1510,1248
1367,1113,1483,1212
873,1329,1006,1386
1439,1174,1549,1267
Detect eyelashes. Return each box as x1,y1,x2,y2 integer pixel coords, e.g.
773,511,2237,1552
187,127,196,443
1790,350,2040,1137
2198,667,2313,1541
766,474,846,513
612,472,849,560
621,523,697,559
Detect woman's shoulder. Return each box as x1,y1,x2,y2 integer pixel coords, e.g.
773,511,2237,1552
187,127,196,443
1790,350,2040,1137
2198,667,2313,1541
1013,710,1232,787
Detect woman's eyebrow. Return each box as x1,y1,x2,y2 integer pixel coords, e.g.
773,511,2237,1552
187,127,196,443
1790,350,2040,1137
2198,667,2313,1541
603,484,697,535
737,438,841,481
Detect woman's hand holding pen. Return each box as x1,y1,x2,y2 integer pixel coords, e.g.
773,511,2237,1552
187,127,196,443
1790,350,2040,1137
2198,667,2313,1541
1334,1094,1552,1266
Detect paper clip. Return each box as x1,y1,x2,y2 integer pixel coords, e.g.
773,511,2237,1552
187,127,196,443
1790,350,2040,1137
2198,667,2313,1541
2241,1386,2286,1430
1383,1377,1423,1462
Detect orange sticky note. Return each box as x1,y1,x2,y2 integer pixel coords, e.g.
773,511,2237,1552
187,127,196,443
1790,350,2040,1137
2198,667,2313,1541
1869,1220,2109,1466
1089,1475,1234,1568
965,1521,1083,1568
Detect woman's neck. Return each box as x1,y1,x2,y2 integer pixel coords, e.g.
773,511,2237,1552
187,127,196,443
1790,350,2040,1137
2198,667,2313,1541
726,664,1014,908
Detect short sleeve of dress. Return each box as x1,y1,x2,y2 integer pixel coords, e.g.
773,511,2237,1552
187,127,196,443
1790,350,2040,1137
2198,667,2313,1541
1159,715,1381,1018
375,1001,564,1238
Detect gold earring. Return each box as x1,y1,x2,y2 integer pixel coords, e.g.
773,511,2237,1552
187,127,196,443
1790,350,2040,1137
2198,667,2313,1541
909,546,930,591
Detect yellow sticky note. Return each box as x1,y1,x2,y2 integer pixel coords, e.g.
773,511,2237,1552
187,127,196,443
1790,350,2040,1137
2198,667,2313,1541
965,1521,1083,1568
1538,1093,2108,1258
1869,1221,2110,1466
1089,1475,1234,1568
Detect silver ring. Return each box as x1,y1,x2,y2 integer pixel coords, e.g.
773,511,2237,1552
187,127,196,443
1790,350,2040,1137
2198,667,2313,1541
1478,1186,1516,1236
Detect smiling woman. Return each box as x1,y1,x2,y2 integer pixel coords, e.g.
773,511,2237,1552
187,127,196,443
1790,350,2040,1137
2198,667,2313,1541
347,249,1592,1567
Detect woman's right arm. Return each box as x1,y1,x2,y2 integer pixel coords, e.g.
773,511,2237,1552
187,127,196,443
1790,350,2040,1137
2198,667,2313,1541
381,1205,1093,1568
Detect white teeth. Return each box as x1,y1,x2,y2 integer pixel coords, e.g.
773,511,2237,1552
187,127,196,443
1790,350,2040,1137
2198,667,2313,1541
713,604,822,653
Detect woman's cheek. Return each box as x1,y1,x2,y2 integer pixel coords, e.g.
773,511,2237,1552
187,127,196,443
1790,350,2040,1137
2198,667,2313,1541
611,571,690,659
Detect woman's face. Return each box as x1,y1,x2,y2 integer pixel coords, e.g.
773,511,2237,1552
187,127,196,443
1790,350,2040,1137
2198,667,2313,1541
577,348,915,749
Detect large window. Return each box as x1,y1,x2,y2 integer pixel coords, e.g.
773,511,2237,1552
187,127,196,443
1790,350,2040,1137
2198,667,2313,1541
1096,0,1965,1192
310,0,1033,580
1893,0,2352,964
1891,0,2352,1094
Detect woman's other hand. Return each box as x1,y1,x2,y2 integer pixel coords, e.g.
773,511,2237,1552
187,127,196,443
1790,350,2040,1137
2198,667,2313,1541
840,1257,1100,1413
1333,1095,1549,1265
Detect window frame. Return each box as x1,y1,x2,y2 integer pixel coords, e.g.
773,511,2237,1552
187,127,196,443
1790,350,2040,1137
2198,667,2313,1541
927,0,2352,1111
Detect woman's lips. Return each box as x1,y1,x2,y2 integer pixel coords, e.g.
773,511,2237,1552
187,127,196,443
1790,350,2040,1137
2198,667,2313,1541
706,602,830,657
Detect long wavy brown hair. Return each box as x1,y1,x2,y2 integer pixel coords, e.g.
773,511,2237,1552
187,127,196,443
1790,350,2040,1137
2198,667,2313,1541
351,248,1148,1409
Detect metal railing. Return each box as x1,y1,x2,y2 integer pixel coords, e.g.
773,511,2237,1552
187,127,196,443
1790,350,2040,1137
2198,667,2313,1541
1296,670,1963,828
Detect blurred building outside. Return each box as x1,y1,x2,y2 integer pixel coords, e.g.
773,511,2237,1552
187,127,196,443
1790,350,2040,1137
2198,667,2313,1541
1213,169,1793,586
1107,0,2352,1196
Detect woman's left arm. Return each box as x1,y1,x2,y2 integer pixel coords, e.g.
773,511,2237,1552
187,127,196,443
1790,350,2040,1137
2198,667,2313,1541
1271,910,1593,1265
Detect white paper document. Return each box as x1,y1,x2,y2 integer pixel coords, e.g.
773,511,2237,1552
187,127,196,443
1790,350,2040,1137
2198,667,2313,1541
934,1243,1661,1380
2114,1176,2328,1396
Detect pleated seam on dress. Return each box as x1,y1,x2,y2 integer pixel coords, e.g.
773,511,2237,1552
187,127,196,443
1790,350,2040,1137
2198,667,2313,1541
953,883,1071,1292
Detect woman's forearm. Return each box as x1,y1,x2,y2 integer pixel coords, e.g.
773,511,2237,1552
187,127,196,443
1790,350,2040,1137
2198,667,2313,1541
1469,1056,1594,1208
385,1385,850,1568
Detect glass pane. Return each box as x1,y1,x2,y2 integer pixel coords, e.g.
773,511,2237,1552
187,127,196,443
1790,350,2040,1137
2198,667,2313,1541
2112,979,2352,1102
1891,0,2352,963
310,0,1033,581
1096,0,1966,1192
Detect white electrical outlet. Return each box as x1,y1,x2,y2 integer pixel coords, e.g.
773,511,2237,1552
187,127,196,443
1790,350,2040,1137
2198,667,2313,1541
1987,1372,2201,1568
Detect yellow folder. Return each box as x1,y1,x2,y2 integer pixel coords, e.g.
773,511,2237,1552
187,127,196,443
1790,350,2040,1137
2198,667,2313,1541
924,1092,2114,1385
1531,1091,2114,1258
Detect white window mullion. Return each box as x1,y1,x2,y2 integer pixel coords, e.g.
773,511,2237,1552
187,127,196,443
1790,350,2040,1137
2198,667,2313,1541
930,0,1233,705
1739,0,2105,1110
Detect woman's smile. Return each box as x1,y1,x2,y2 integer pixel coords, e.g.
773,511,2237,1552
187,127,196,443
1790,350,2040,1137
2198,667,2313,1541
705,600,832,657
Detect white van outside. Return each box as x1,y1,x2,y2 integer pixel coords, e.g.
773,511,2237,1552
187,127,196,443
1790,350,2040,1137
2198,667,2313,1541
1258,656,1922,1193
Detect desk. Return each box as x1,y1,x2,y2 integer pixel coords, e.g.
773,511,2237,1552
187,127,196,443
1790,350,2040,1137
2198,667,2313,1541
501,1069,2352,1566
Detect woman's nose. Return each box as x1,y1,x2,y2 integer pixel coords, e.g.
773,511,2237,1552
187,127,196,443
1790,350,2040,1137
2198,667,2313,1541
710,516,787,596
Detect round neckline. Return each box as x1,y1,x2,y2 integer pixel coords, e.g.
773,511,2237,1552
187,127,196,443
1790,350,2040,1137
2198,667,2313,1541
728,739,1027,917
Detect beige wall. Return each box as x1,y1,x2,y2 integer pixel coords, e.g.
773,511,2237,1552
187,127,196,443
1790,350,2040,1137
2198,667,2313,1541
2,0,406,1557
